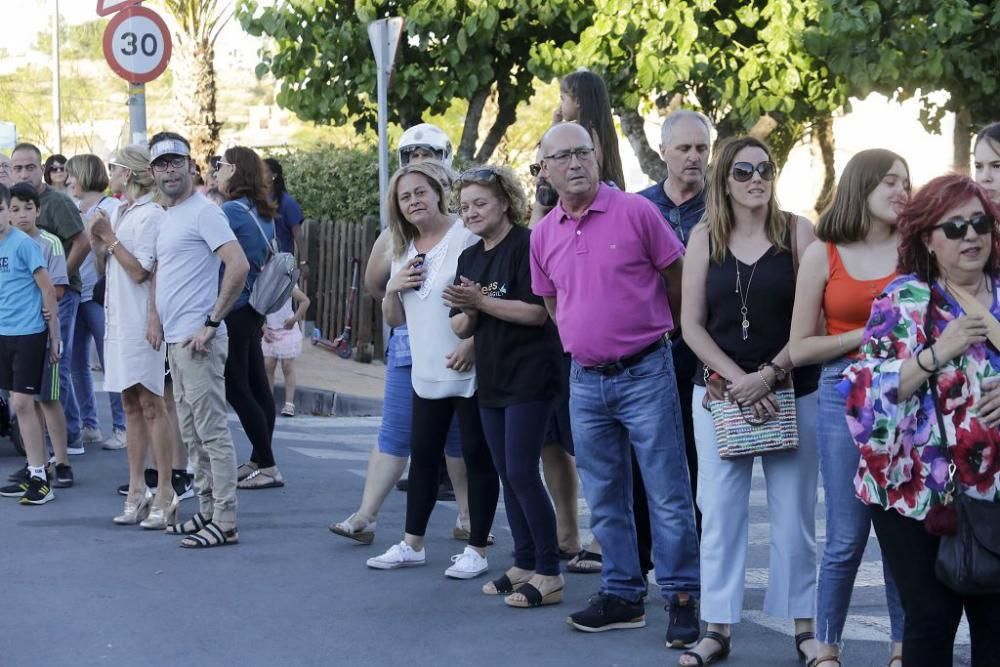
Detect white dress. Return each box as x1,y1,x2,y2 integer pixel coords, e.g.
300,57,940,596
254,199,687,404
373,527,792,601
103,194,167,395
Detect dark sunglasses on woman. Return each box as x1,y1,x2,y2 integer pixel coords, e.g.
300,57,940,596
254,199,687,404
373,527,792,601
731,160,776,182
934,213,996,239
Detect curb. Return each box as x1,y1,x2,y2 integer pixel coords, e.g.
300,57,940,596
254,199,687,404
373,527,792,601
272,384,383,418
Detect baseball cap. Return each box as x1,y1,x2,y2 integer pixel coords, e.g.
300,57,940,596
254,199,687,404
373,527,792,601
149,138,190,161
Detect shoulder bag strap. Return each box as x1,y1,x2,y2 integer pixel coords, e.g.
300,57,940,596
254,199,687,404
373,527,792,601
235,200,276,258
924,294,958,501
786,211,799,277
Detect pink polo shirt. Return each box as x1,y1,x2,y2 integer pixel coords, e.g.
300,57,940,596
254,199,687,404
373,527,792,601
530,183,684,366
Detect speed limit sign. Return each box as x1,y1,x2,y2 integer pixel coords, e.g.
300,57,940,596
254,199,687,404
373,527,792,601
102,6,172,84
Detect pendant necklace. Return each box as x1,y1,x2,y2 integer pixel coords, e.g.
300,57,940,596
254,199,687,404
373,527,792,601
734,256,760,341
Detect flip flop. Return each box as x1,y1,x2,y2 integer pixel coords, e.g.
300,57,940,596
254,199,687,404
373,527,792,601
567,549,602,573
329,513,376,545
504,583,564,608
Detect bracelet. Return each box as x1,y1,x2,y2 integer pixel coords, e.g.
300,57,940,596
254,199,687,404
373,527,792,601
915,348,935,373
106,240,120,256
757,368,773,392
928,345,940,370
837,334,846,353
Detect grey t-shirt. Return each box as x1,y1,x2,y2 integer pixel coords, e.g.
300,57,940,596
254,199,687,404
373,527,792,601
155,192,236,343
38,187,85,293
30,229,69,287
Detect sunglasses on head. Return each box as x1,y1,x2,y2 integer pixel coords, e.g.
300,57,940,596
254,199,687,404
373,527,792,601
933,213,995,240
731,160,776,182
458,167,498,183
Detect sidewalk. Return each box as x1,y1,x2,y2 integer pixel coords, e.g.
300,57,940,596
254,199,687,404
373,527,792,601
273,341,385,417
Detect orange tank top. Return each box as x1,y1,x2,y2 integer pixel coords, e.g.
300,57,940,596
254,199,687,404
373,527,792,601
823,242,897,338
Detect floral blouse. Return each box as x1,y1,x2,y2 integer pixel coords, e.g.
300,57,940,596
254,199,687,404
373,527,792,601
842,274,1000,520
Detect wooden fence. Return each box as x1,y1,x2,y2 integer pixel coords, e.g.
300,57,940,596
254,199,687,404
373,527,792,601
301,216,384,362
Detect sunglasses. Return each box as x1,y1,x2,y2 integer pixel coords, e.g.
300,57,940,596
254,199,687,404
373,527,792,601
529,163,541,177
933,213,995,240
458,167,498,184
731,160,776,182
48,165,65,173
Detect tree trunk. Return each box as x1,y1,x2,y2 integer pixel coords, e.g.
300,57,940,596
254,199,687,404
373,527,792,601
474,81,519,164
457,88,489,161
813,115,836,216
616,105,666,182
173,38,222,168
953,108,972,175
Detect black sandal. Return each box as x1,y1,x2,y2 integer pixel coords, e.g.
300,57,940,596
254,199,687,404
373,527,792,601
679,630,731,666
795,632,816,662
166,512,210,535
566,549,602,573
504,583,564,608
807,657,841,667
179,523,239,548
484,574,521,595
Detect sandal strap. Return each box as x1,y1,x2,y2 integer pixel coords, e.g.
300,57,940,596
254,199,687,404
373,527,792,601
491,574,515,594
702,630,731,652
808,657,842,667
514,583,542,606
167,512,209,534
679,650,706,667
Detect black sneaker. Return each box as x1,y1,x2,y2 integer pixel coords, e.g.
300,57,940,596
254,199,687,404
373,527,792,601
20,476,54,505
395,477,409,492
0,480,29,497
118,468,159,496
51,463,74,489
172,470,194,500
567,593,646,632
665,596,700,648
7,464,28,483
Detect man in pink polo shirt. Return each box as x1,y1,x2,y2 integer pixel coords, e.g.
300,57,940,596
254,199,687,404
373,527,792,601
530,123,700,646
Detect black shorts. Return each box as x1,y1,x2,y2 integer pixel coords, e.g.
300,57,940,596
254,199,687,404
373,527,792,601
0,332,48,395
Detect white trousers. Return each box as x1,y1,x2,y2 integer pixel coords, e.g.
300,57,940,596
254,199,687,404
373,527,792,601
692,385,818,624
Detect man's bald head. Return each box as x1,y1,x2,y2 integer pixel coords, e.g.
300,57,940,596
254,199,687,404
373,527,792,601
540,122,593,155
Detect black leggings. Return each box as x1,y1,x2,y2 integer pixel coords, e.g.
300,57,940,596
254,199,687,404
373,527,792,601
871,506,1000,667
481,400,559,575
224,305,276,468
405,393,498,548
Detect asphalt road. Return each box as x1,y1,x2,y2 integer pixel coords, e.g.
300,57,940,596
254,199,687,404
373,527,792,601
0,402,973,666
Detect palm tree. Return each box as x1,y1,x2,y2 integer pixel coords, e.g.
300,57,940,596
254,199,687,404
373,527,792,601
156,0,231,168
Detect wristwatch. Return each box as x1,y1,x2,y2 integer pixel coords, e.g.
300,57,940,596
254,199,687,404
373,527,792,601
761,361,788,383
204,316,221,328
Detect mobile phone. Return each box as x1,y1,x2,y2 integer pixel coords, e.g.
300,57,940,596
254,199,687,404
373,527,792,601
412,253,426,290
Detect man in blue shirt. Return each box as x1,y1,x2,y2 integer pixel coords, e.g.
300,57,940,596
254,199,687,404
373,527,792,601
637,109,712,535
0,183,63,505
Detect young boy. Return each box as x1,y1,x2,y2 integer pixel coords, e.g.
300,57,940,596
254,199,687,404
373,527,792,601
0,183,62,504
10,183,74,487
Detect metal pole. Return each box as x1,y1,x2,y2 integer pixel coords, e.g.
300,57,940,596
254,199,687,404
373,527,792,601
128,83,147,145
376,22,389,231
51,0,62,153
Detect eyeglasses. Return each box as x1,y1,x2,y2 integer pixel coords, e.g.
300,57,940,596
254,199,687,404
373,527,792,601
529,163,541,177
933,213,995,240
542,147,596,166
0,164,8,173
151,156,188,172
48,165,65,173
217,160,234,169
731,160,776,182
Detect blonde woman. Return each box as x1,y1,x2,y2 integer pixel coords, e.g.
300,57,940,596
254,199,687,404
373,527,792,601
88,145,177,528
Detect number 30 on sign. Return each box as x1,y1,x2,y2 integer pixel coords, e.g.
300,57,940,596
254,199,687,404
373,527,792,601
102,6,172,84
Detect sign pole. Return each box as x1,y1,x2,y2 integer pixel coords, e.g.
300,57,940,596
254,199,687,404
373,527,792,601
368,18,404,232
127,82,147,145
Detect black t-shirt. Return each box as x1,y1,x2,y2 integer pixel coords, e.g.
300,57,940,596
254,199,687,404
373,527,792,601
452,225,562,408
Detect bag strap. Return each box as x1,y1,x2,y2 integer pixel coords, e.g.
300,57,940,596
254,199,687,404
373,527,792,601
924,295,959,502
234,200,277,258
786,211,799,277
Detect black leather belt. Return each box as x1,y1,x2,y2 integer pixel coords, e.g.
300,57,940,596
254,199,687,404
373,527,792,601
585,338,665,375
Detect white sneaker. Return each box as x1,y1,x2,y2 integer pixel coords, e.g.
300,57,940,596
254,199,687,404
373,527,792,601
366,541,426,570
80,427,103,444
66,444,85,456
445,546,488,579
102,428,127,450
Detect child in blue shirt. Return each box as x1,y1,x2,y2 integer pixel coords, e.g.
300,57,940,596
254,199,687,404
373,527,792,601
0,183,63,504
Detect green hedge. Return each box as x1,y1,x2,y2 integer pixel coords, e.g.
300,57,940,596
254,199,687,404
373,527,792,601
272,145,382,223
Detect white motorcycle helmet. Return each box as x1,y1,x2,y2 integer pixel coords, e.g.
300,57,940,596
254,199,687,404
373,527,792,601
397,123,453,169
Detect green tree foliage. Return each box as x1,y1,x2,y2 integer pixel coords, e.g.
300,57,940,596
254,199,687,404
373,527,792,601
34,18,107,61
531,0,847,173
237,0,591,163
808,0,1000,170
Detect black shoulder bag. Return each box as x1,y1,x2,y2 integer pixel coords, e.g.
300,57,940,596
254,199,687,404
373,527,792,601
924,306,1000,595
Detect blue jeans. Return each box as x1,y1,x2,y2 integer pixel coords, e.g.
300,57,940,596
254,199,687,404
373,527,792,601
71,299,124,433
54,291,81,446
570,343,700,602
816,358,904,644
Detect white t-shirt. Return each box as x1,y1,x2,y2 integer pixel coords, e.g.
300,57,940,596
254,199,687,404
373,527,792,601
390,218,478,399
155,192,236,343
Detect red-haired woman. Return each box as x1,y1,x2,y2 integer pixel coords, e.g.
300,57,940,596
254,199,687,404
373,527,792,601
843,174,1000,666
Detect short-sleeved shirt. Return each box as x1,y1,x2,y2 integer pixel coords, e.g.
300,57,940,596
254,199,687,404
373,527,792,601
529,183,684,367
636,180,706,245
28,230,68,287
452,225,562,407
221,197,275,311
155,192,237,343
0,227,47,335
38,187,85,293
274,192,304,254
